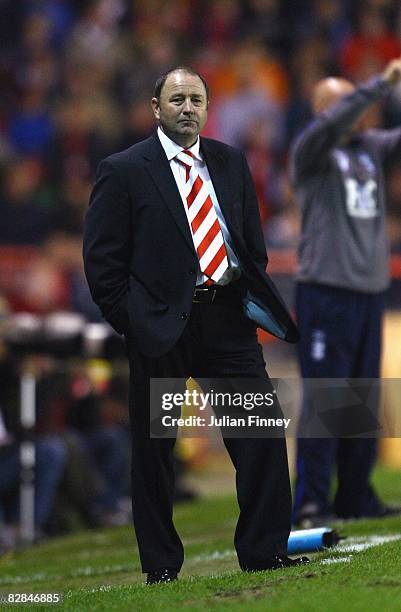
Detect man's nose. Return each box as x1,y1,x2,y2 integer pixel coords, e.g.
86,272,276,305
182,98,193,113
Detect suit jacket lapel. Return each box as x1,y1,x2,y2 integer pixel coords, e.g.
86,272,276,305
142,134,237,256
201,138,236,233
143,134,196,256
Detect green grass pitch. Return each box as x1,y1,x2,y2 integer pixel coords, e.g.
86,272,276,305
0,466,400,611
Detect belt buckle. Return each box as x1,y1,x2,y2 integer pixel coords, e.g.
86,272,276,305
193,288,207,303
193,287,217,304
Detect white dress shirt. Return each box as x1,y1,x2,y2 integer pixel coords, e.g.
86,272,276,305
157,127,241,286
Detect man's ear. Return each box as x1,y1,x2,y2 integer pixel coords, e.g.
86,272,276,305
151,97,160,120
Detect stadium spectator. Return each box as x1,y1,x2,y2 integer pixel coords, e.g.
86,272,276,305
340,1,401,80
0,157,54,245
7,90,54,157
0,431,67,547
0,355,67,548
66,372,131,526
240,0,285,53
298,0,350,56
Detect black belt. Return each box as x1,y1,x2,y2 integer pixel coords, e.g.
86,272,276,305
193,281,246,305
193,287,218,304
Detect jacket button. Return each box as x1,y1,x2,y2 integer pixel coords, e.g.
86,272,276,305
188,269,195,276
181,312,188,320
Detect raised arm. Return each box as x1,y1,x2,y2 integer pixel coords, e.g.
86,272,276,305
365,56,401,163
291,56,401,183
290,77,390,182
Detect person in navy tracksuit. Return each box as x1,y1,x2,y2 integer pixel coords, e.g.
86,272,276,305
290,57,401,525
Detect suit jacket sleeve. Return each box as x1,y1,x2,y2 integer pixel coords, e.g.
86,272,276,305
241,151,268,275
83,159,131,334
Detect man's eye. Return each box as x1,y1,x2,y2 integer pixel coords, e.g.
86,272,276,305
192,99,203,106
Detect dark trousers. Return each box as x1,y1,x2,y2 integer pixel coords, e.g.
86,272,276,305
294,282,384,520
126,294,292,572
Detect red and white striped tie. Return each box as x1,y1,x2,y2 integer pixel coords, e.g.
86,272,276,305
176,149,229,285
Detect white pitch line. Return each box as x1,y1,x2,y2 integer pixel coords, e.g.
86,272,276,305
320,533,401,566
321,556,352,565
189,533,401,567
335,533,401,553
192,549,236,562
2,533,400,587
65,585,115,598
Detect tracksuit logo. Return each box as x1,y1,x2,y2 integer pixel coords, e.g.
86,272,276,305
311,329,326,361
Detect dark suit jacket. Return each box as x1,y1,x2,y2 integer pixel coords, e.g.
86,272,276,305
83,132,299,356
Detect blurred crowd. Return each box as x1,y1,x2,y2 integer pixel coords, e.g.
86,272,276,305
2,0,401,548
0,354,133,548
1,0,401,261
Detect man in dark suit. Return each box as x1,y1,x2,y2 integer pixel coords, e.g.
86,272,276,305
83,66,308,584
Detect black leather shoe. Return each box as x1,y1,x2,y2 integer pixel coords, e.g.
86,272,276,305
244,555,310,572
146,569,179,584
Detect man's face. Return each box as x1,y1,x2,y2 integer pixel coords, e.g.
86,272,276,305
151,70,208,147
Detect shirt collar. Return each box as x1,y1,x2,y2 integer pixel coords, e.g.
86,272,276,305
157,127,202,162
